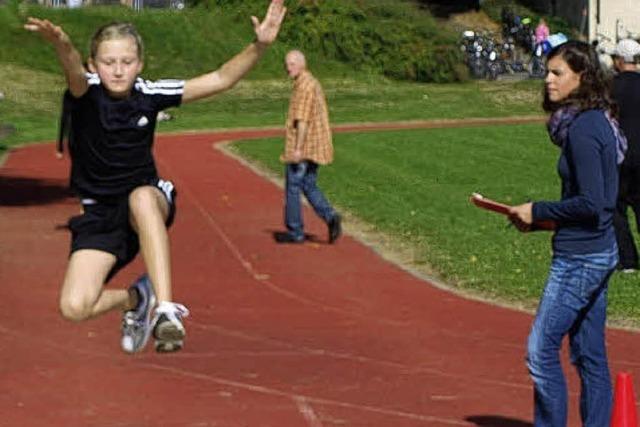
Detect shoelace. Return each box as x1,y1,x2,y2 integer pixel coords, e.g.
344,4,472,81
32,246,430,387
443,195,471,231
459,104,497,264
155,302,190,318
122,311,141,328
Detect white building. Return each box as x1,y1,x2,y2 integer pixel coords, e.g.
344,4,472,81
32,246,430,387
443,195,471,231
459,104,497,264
519,0,638,45
587,0,640,50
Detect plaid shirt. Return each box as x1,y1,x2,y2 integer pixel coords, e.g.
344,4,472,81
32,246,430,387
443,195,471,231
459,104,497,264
282,70,333,165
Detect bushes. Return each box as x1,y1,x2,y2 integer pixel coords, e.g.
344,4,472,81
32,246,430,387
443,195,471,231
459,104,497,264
284,0,465,82
3,0,466,83
481,0,576,38
206,0,466,83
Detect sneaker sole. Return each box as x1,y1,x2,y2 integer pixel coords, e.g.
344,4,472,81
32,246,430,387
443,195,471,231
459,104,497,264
155,339,184,353
154,321,185,353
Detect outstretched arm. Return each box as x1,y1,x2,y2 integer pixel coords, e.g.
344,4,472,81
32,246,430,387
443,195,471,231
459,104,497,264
182,0,286,104
24,18,87,98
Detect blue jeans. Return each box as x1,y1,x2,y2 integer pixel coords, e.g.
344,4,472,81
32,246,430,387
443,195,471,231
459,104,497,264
527,248,618,427
285,161,335,239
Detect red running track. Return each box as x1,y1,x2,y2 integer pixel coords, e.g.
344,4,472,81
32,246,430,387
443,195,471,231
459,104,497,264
1,127,640,427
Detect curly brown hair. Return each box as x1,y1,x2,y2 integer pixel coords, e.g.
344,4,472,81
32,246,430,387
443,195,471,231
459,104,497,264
542,40,617,118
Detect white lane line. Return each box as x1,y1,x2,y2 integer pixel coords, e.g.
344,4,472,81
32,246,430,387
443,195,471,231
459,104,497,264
294,396,324,427
0,326,472,426
156,154,406,328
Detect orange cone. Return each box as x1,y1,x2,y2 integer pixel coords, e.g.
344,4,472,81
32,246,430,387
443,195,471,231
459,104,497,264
611,372,639,427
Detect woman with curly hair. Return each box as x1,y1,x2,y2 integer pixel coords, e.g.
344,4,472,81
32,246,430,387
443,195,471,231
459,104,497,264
509,41,627,426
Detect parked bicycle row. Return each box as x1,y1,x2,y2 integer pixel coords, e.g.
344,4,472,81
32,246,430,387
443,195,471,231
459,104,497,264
460,30,546,80
461,7,568,81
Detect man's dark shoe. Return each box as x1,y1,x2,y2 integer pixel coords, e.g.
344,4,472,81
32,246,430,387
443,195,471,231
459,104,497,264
616,263,638,272
328,213,342,244
274,231,305,244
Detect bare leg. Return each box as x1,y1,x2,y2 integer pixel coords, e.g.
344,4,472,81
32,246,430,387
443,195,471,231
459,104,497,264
128,186,172,303
59,249,136,321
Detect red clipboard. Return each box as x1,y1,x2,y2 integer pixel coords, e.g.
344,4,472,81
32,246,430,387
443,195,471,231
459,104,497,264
469,193,556,231
469,192,511,216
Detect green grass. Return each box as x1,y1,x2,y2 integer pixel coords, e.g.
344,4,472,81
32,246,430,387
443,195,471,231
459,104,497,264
0,4,332,78
232,125,640,325
0,0,462,82
0,1,543,150
159,77,544,131
0,73,544,149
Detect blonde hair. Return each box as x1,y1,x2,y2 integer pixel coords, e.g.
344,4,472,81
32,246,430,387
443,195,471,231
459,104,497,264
90,22,144,59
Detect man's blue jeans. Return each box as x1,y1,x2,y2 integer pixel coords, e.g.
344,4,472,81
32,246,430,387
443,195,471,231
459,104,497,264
285,161,335,239
527,248,618,427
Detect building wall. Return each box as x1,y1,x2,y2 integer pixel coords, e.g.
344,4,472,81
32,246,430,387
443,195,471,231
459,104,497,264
588,0,640,45
518,0,588,36
515,0,639,45
555,0,588,32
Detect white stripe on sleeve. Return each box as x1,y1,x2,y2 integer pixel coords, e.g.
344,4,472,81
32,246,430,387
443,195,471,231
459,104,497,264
135,78,185,95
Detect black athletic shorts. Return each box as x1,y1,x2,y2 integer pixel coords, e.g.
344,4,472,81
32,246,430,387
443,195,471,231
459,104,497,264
68,178,177,282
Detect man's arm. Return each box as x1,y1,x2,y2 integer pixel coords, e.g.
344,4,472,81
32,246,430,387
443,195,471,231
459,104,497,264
182,0,286,103
292,120,308,161
24,18,87,98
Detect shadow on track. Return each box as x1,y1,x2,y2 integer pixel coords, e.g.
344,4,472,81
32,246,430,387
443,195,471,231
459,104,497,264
466,415,533,427
270,230,324,245
0,175,72,206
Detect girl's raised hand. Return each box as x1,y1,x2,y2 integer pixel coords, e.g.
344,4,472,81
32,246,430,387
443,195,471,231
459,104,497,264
251,0,286,45
24,17,70,46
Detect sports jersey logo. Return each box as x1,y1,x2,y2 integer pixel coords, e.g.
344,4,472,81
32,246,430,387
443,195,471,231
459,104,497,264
137,116,149,127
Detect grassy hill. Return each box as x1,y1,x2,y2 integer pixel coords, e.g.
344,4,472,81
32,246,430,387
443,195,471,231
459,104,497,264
0,0,462,81
0,0,540,148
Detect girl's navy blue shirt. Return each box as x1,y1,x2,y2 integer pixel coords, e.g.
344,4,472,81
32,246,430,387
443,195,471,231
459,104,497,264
533,110,619,254
68,74,183,199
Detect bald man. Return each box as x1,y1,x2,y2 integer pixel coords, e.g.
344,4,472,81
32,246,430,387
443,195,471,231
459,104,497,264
276,50,341,244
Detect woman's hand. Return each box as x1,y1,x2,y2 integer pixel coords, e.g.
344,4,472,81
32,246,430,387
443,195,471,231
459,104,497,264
509,202,533,232
251,0,287,46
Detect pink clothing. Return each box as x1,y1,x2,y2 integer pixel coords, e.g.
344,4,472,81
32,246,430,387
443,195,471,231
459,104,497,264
535,22,549,44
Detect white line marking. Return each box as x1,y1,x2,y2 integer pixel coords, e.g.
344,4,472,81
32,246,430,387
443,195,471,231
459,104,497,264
142,363,473,426
1,327,472,426
186,321,532,391
156,155,406,328
294,396,324,427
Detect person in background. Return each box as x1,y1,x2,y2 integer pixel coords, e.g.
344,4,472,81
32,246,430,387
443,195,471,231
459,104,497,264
611,38,640,272
509,41,627,427
535,17,549,46
276,50,341,245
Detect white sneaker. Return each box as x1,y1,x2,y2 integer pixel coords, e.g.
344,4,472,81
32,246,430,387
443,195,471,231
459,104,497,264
153,301,189,353
121,275,156,353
